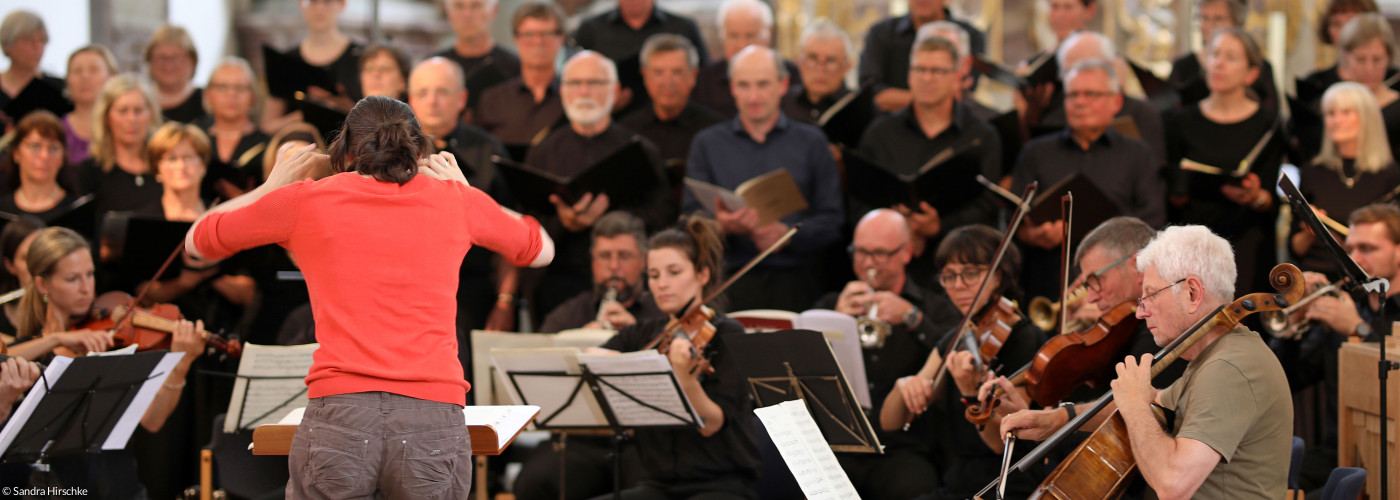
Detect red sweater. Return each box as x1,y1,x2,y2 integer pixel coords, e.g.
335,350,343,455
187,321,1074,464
191,173,544,406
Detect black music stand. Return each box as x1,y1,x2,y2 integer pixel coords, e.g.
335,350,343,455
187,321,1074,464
728,330,883,454
505,363,701,500
1280,176,1398,500
0,352,175,471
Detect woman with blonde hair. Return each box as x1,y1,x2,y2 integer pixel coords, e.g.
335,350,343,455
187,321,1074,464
75,73,164,216
200,56,269,199
1292,82,1400,276
145,24,204,123
62,45,117,163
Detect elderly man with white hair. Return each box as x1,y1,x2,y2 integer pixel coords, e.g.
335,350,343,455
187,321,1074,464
691,0,801,117
524,50,672,318
1002,225,1292,500
780,19,875,148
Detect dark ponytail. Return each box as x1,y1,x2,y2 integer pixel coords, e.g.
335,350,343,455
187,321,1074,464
648,215,726,300
327,95,432,185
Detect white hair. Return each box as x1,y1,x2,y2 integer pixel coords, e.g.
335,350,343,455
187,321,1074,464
1136,225,1236,303
717,0,774,33
565,50,618,84
1064,58,1122,94
1317,81,1393,174
799,18,855,62
916,21,971,59
1057,31,1117,76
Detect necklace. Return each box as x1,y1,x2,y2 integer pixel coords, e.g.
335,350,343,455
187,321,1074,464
15,185,60,209
1338,162,1360,189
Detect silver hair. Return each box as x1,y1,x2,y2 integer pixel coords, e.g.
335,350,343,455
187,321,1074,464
717,0,774,33
799,18,855,63
727,45,788,81
1064,58,1122,94
640,34,700,70
1136,225,1236,303
1075,216,1156,266
1057,31,1117,76
1316,82,1393,174
0,10,46,48
565,50,618,84
916,21,971,59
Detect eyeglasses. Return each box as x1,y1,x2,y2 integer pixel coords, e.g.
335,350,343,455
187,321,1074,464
909,65,956,77
516,30,562,41
1083,253,1132,293
562,79,613,89
801,54,846,71
1065,90,1116,101
1136,278,1186,309
208,83,252,94
20,141,62,156
938,266,989,287
848,242,905,264
160,154,203,166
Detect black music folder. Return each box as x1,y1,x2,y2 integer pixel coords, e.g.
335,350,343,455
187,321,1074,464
262,45,339,100
111,216,193,285
817,84,877,147
494,140,661,213
1126,58,1180,112
972,53,1059,90
1024,174,1116,225
842,141,985,213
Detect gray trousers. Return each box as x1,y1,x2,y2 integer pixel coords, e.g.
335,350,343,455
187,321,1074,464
286,392,472,499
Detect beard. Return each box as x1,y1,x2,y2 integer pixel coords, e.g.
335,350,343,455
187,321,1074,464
565,96,613,126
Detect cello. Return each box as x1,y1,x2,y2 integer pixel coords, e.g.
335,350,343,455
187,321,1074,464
973,263,1306,500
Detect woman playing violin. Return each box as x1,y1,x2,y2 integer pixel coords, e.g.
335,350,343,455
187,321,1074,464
879,224,1046,500
6,226,207,499
589,216,760,500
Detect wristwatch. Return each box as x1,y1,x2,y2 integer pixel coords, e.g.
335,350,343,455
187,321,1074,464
1354,322,1374,339
903,307,922,329
1058,401,1077,420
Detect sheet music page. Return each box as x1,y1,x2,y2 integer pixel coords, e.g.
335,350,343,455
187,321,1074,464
796,310,870,409
464,405,539,449
492,348,607,428
0,356,73,456
755,400,860,500
277,407,305,425
577,352,701,427
684,178,748,216
224,343,318,433
104,352,184,450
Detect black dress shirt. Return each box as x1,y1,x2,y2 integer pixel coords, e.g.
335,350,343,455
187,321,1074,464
434,45,522,110
162,88,206,124
859,11,986,95
1013,128,1166,227
539,289,665,333
1038,95,1167,164
573,7,710,65
691,59,802,118
781,85,850,125
473,77,565,148
288,42,364,100
619,102,725,164
1294,161,1400,277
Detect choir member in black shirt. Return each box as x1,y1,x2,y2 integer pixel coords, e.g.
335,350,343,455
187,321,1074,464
857,35,1002,292
359,43,409,100
1041,32,1167,162
619,35,724,168
1165,28,1284,295
144,25,205,124
198,57,268,201
592,217,760,500
859,0,986,113
261,0,364,133
438,0,522,111
573,0,709,116
1301,0,1381,91
0,11,69,128
812,209,961,499
409,56,520,333
690,0,800,118
73,74,164,221
539,211,665,333
1292,82,1400,278
781,20,862,127
62,45,116,165
0,112,79,222
474,2,566,151
1016,0,1097,124
525,51,672,317
1168,0,1278,111
879,225,1046,499
1335,14,1400,155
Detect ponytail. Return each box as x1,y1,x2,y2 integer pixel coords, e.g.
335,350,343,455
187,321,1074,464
327,95,431,185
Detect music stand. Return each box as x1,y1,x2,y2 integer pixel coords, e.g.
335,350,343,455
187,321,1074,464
0,352,182,470
727,330,883,454
1279,176,1398,500
503,356,702,500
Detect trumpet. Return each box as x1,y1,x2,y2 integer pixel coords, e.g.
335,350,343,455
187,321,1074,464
597,286,619,330
1029,286,1087,333
1260,278,1349,339
857,269,891,349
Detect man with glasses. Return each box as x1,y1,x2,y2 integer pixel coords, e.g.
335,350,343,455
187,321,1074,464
812,209,960,499
437,0,520,112
781,20,865,127
524,51,671,318
1001,225,1292,500
861,0,985,113
473,1,565,151
572,0,708,116
857,35,1001,293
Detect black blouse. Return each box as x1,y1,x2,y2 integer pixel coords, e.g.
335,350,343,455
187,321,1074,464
1295,160,1400,276
162,88,206,124
198,118,270,200
290,42,365,100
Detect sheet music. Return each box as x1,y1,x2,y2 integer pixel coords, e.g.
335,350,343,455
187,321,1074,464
755,400,860,500
105,352,184,449
463,405,539,449
577,352,701,427
225,343,318,432
278,407,305,425
492,348,607,427
685,178,748,215
0,356,73,455
796,310,871,409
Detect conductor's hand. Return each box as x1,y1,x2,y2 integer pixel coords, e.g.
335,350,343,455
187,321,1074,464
417,152,469,186
552,192,610,232
170,319,207,369
51,329,113,356
265,143,329,189
894,375,933,418
1001,407,1069,441
0,356,40,407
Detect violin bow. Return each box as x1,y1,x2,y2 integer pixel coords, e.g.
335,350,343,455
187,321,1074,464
116,198,222,334
640,223,802,351
1057,193,1073,336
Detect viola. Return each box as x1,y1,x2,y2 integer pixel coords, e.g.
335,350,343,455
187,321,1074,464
78,291,243,357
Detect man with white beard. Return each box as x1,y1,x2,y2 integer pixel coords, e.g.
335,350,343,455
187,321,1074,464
523,50,673,317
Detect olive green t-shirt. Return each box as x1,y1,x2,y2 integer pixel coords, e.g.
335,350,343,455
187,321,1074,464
1148,326,1292,500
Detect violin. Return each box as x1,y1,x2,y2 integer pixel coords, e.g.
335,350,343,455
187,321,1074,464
77,291,243,357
